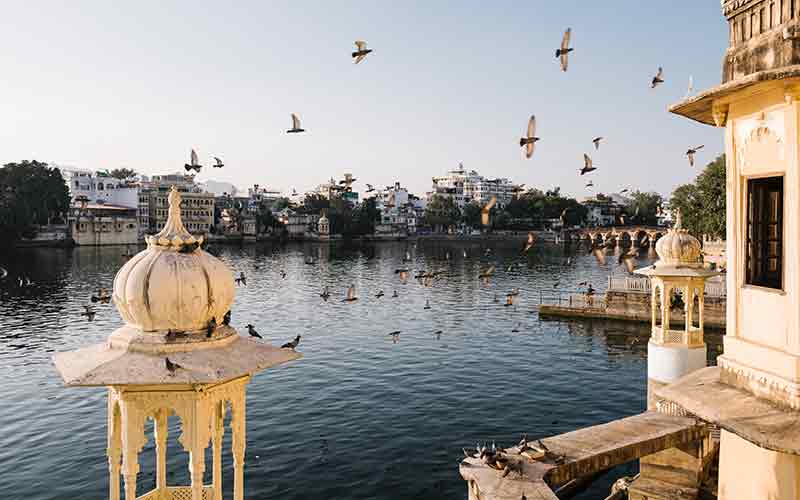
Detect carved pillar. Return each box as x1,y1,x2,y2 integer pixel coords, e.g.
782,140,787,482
119,398,145,500
699,286,706,335
154,408,168,492
212,400,226,500
187,399,211,500
685,284,694,341
232,394,247,500
107,392,122,500
662,283,671,333
651,283,658,330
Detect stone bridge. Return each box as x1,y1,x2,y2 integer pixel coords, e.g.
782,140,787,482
460,411,708,500
564,226,666,247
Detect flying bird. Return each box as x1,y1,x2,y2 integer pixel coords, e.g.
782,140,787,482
81,305,97,322
519,115,540,159
0,267,7,280
375,290,385,298
235,272,247,286
424,299,431,310
651,67,665,88
581,154,597,175
212,156,224,168
586,181,594,188
287,113,305,134
481,196,497,227
687,75,694,96
352,40,372,64
246,324,262,339
556,28,573,72
281,335,301,350
522,232,537,253
686,145,704,166
344,284,358,302
91,288,111,304
365,183,374,193
184,149,202,173
320,287,331,300
388,331,400,343
592,137,604,150
479,265,496,279
620,188,629,194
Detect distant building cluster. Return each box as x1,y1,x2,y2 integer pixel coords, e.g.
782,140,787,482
430,163,518,209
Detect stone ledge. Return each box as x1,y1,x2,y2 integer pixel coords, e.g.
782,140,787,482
654,366,800,455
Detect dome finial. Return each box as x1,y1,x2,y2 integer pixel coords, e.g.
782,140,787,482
145,186,203,248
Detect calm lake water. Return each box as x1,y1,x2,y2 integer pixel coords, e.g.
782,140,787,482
0,240,721,500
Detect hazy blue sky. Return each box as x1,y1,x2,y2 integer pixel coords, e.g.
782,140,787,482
0,1,727,199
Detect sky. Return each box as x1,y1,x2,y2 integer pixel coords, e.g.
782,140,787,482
0,1,728,199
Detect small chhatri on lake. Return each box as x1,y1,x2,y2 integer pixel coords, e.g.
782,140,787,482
53,186,301,500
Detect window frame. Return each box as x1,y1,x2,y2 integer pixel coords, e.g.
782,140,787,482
744,175,784,291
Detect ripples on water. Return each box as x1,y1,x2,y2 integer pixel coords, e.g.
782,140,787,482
0,241,722,499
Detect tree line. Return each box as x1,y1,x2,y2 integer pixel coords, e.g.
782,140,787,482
668,154,725,240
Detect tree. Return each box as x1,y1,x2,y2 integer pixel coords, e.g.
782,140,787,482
272,197,291,211
109,168,138,180
353,197,380,235
0,160,70,244
462,202,483,229
424,195,460,231
625,191,663,225
669,154,726,240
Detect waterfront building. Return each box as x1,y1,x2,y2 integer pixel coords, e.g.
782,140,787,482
582,194,625,227
659,0,800,498
431,162,516,209
140,174,214,235
62,167,140,209
52,187,300,500
70,203,139,246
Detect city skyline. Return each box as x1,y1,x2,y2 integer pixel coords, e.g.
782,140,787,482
1,1,726,199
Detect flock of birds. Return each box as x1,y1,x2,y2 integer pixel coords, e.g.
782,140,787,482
174,33,704,197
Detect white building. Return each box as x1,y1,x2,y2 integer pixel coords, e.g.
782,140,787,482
62,168,139,209
430,163,516,209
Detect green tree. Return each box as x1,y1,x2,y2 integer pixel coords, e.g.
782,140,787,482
669,154,726,240
625,191,663,225
462,201,483,229
353,197,380,235
272,197,291,211
424,195,460,231
109,168,138,180
0,160,70,244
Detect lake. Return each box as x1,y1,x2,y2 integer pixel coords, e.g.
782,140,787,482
0,240,720,499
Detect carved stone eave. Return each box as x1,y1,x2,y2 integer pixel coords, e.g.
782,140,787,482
722,0,760,18
670,67,800,126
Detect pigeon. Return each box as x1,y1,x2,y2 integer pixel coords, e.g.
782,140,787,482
586,181,594,188
178,241,200,254
222,310,231,326
344,284,358,302
519,115,540,159
165,357,182,375
184,149,202,173
320,287,331,300
246,324,262,339
81,305,97,322
592,137,604,150
212,156,224,168
559,208,569,226
365,183,375,193
91,288,111,304
580,153,597,175
504,294,514,307
352,40,372,64
388,331,400,343
651,67,664,88
686,145,704,166
481,196,497,227
434,330,443,340
165,329,188,342
375,290,385,298
206,317,217,338
392,290,399,298
620,188,629,194
287,113,305,133
235,272,247,286
479,265,496,279
424,299,431,310
281,335,301,350
511,323,521,333
556,28,573,72
280,270,287,279
553,281,561,288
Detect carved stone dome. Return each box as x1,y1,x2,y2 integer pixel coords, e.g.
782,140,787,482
654,211,703,269
112,187,235,333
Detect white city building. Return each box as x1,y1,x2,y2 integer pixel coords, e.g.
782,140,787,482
62,167,140,209
430,163,516,209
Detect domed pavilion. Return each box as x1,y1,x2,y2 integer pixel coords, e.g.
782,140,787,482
53,186,301,500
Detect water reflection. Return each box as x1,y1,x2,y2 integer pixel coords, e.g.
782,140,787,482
0,241,680,499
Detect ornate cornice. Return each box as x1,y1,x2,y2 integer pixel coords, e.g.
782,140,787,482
722,0,761,18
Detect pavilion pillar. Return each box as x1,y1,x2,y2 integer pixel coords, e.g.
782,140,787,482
107,393,122,500
212,400,225,500
154,408,168,492
662,283,671,333
232,393,247,500
120,399,145,500
188,400,210,500
685,285,693,339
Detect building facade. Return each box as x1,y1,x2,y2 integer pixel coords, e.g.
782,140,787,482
431,163,516,209
70,204,139,246
141,174,214,235
62,168,140,209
